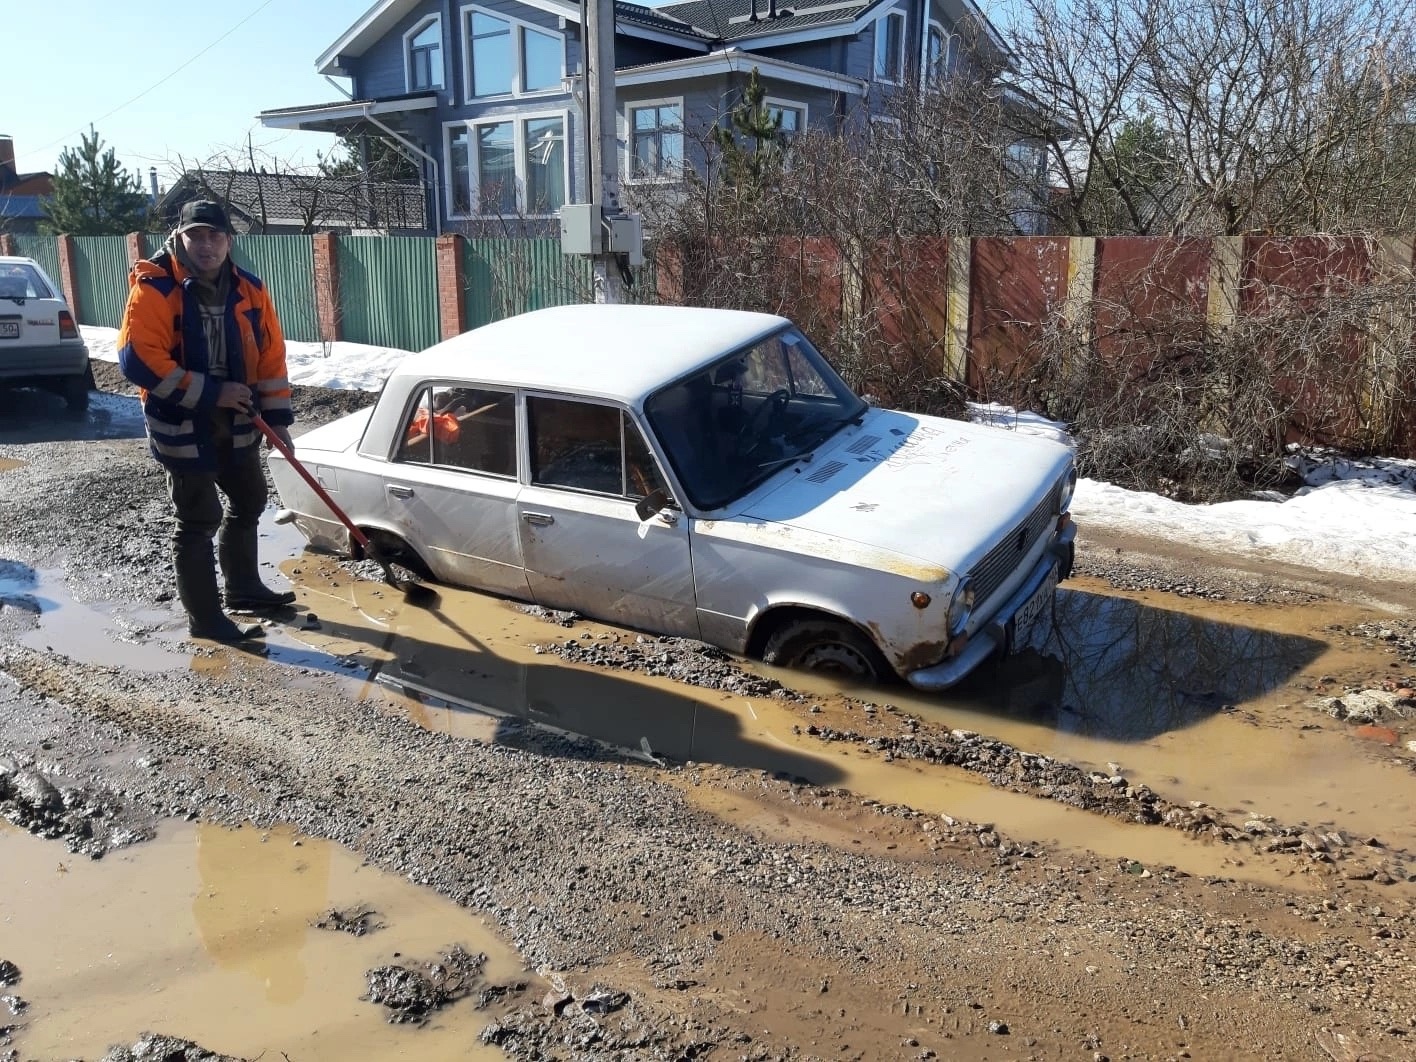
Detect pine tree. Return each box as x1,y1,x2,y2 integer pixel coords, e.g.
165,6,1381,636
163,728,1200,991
711,68,786,194
41,128,151,236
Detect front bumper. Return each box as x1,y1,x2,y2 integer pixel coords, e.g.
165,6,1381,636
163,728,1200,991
905,520,1076,692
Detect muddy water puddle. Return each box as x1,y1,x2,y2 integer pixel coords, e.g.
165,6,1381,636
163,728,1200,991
275,556,1416,888
0,818,523,1060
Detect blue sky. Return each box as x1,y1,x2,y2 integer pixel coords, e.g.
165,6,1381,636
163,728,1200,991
7,0,373,188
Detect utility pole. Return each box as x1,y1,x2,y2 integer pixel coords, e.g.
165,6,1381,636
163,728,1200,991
560,0,643,303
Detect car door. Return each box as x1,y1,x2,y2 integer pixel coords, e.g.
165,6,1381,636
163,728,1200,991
517,395,699,637
380,384,529,599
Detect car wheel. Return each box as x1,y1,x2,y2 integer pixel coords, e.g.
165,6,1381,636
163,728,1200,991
762,617,892,684
62,368,92,413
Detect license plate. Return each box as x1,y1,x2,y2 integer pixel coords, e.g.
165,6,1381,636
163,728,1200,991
1009,562,1058,649
0,321,18,339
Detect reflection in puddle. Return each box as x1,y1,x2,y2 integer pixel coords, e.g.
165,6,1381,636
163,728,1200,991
0,389,147,443
953,588,1328,742
279,557,1416,886
1,820,521,1060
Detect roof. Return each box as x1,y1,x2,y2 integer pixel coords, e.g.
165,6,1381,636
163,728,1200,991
395,305,789,403
318,0,710,75
619,46,867,93
164,170,426,231
0,194,46,219
656,0,882,43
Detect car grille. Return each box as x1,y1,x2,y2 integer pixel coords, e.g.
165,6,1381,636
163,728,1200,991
968,479,1062,608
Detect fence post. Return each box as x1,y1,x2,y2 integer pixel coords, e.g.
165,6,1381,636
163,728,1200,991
312,232,341,343
653,242,683,305
56,234,81,322
943,237,971,382
126,232,144,268
1363,234,1416,447
436,233,467,339
1206,235,1244,332
1065,236,1097,344
0,233,13,256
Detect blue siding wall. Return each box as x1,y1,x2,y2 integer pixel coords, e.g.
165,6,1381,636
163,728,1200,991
360,0,446,98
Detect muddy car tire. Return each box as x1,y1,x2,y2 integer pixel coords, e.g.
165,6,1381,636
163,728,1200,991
762,617,892,683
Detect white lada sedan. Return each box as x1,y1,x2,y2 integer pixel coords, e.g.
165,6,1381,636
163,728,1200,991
269,304,1077,689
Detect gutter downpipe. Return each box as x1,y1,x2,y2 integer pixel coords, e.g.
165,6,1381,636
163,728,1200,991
917,0,930,89
361,106,442,237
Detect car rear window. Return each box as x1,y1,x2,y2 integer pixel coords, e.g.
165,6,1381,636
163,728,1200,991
0,263,52,301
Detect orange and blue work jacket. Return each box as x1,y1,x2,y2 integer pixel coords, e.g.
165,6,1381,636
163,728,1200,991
117,251,294,472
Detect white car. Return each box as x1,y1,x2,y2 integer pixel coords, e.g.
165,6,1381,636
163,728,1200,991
270,305,1076,689
0,255,92,412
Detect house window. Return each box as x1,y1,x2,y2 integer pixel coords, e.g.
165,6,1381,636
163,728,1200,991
874,10,906,83
629,101,683,179
477,122,517,214
447,113,569,216
765,99,806,137
926,22,950,82
448,126,471,215
406,17,443,91
463,5,564,99
524,116,565,213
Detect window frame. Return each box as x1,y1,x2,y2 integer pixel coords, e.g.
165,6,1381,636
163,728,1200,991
526,395,665,500
404,14,445,93
873,10,907,84
459,2,565,102
624,97,685,185
443,111,572,219
762,96,807,138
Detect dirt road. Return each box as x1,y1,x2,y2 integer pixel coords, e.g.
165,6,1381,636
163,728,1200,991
1,368,1414,1061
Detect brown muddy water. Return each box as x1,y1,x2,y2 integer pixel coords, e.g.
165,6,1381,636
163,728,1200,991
275,555,1415,891
4,534,1414,892
0,818,522,1060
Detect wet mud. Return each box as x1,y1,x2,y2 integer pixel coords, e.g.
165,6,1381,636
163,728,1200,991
3,368,1416,1059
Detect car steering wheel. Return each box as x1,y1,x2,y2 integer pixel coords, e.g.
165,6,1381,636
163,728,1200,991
735,389,791,457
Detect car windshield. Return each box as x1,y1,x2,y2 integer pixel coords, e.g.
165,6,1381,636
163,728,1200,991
0,263,50,300
644,326,866,510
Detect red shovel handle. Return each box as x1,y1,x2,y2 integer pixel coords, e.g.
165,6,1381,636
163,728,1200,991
250,412,376,556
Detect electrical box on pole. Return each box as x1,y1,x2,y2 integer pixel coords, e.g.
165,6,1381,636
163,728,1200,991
558,0,644,300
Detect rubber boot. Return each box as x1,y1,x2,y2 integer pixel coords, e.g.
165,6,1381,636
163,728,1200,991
219,523,296,611
176,535,265,642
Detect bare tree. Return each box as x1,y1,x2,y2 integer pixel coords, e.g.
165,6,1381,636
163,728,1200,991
1006,0,1416,235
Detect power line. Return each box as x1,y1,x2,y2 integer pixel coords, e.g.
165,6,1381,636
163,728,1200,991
17,0,278,166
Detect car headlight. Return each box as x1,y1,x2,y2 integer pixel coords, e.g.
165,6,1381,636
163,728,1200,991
1057,465,1078,513
946,576,975,638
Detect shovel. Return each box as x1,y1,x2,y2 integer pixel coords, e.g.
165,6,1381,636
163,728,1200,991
251,412,437,607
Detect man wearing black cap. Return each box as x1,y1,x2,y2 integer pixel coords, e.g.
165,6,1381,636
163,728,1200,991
117,200,298,642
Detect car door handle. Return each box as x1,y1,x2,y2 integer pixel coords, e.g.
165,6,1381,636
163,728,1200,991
521,511,555,527
387,484,414,498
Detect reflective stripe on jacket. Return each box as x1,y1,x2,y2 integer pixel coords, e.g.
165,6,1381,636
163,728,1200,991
117,250,294,472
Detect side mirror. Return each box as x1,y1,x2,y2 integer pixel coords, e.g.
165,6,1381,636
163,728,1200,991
635,487,670,522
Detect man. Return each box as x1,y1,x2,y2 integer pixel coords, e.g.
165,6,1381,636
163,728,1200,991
118,200,297,642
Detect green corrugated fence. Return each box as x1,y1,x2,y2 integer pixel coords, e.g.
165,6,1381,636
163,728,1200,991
462,238,593,330
12,235,61,293
338,236,439,351
232,236,319,343
71,236,131,327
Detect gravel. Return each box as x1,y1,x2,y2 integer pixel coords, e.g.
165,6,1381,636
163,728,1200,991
1,365,1414,1060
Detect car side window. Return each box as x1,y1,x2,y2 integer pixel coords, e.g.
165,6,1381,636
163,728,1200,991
528,397,668,499
396,384,516,477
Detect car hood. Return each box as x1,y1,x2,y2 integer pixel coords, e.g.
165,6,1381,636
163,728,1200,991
737,408,1073,574
290,407,373,453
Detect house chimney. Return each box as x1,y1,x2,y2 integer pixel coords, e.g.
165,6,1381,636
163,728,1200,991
0,135,15,181
149,167,159,203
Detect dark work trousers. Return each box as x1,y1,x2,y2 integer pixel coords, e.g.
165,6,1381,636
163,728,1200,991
166,411,267,549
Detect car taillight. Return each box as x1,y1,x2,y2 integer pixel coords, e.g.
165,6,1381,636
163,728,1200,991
58,310,79,340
